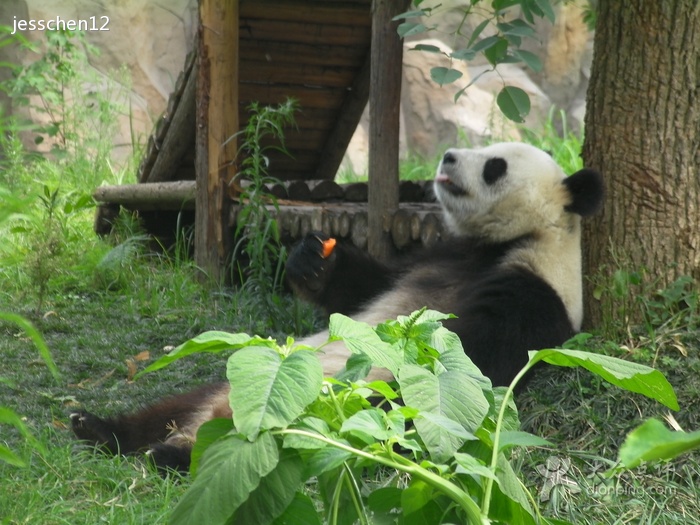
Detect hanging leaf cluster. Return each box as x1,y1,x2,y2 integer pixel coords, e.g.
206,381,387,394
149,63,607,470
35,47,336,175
394,0,559,123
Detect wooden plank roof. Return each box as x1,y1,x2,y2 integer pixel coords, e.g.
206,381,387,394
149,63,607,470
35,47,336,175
138,0,373,185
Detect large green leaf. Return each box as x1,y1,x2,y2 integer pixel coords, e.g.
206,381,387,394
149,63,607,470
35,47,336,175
619,418,700,468
231,448,305,525
399,365,488,462
329,314,402,375
340,407,404,443
497,430,552,451
138,331,274,377
530,349,679,410
189,418,234,476
302,446,353,478
271,492,322,525
228,348,323,439
496,86,530,123
488,453,536,524
170,432,279,525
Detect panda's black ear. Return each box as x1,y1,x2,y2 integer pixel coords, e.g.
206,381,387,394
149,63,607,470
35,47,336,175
563,168,604,217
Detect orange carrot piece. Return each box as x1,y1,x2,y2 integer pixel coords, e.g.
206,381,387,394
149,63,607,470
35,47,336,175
322,238,337,258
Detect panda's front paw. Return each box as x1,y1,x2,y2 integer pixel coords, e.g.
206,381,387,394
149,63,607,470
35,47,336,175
286,232,337,292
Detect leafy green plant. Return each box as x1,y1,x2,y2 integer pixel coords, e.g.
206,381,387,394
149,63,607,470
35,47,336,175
395,0,557,122
139,309,681,525
12,184,94,310
232,99,297,294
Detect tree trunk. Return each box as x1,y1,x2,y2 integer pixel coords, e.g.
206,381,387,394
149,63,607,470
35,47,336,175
582,0,700,328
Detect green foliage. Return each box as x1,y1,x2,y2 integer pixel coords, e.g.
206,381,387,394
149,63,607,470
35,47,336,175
0,29,139,307
143,309,686,525
394,0,558,122
232,99,298,293
618,418,700,469
0,203,57,468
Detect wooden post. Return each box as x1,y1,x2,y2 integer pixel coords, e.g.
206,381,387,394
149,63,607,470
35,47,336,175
368,0,406,261
195,0,239,284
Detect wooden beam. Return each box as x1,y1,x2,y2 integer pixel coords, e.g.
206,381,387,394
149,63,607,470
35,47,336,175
368,0,407,261
314,53,371,180
240,1,371,26
93,181,196,210
195,0,239,284
147,63,197,183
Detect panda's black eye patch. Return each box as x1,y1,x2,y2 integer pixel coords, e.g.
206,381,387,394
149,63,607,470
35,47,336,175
483,157,508,185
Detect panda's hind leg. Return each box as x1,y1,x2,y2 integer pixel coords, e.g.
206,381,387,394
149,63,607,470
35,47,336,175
70,383,231,473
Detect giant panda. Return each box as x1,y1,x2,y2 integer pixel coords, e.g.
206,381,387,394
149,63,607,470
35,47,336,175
71,141,604,472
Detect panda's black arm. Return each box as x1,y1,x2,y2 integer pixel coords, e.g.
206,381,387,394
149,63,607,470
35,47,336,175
446,267,575,387
286,232,397,316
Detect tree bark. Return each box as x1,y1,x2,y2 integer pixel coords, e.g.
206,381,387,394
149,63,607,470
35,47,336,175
582,0,700,327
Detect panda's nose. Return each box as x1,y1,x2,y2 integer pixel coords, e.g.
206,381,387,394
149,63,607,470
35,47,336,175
442,151,457,165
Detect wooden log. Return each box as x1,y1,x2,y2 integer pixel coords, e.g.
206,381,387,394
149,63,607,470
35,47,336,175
330,213,341,236
390,208,411,249
410,212,422,241
195,0,239,284
147,62,198,183
269,183,288,199
93,181,197,210
351,211,368,249
311,208,324,231
300,214,312,237
368,0,408,260
343,182,368,202
309,180,344,201
287,180,312,201
339,211,351,237
322,211,332,235
399,180,425,202
421,213,442,247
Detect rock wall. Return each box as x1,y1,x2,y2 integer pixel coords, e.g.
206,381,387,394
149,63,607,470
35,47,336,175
1,0,197,163
0,0,592,175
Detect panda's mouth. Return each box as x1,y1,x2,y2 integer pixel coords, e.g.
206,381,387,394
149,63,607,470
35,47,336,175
435,173,468,197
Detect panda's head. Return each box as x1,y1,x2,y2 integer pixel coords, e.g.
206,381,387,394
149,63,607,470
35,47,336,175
434,142,603,240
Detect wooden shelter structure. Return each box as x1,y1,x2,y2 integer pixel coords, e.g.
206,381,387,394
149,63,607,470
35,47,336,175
94,0,445,283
